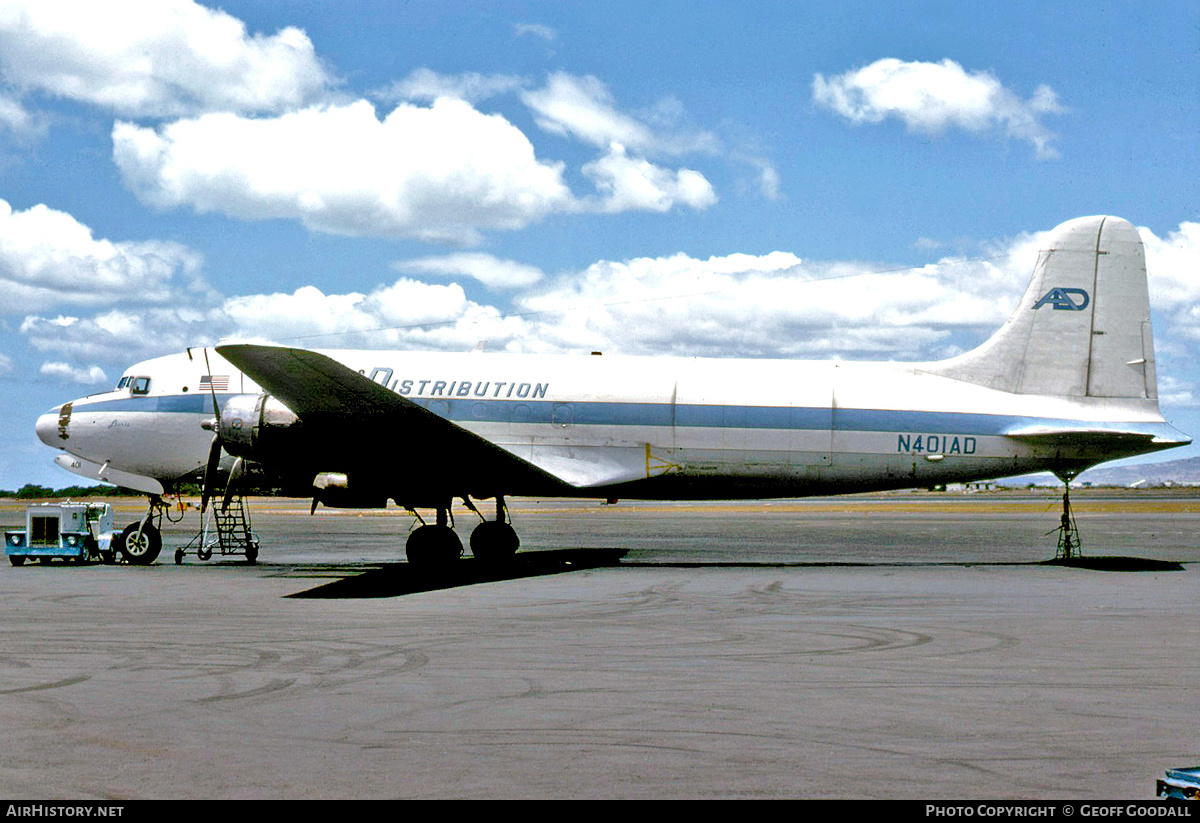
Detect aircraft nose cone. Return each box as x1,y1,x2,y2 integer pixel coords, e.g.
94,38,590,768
36,408,64,448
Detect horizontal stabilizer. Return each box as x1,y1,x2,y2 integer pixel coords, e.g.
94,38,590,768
1008,429,1156,448
1003,425,1165,449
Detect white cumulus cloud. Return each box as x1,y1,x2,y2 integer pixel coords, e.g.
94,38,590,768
582,143,717,213
1143,221,1200,314
1141,221,1200,407
0,0,334,117
112,94,725,243
513,23,557,42
213,280,536,353
391,71,726,216
39,361,107,385
0,93,41,136
813,58,1064,158
0,198,205,312
112,99,575,245
522,72,719,157
513,247,1019,359
382,69,525,104
393,253,545,290
22,308,221,364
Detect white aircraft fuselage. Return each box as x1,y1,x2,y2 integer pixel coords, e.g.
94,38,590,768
34,216,1191,518
37,347,1186,500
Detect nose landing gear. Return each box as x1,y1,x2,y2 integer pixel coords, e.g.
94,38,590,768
116,496,169,565
119,520,161,564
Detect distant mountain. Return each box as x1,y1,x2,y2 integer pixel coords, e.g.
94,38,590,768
1077,455,1200,486
998,455,1200,487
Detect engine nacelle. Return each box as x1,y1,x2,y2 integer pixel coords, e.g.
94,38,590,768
218,394,301,461
312,472,387,509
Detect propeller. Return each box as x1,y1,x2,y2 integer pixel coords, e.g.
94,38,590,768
200,427,222,513
199,348,224,514
221,457,245,513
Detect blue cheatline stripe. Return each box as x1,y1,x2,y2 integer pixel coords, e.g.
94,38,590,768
72,393,1173,439
75,395,211,414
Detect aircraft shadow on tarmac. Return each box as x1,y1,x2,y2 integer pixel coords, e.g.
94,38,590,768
288,548,630,598
287,550,1182,599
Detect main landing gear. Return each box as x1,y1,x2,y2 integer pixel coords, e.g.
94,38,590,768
405,506,463,567
404,496,520,567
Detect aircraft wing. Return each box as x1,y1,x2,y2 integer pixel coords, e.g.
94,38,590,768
215,343,625,493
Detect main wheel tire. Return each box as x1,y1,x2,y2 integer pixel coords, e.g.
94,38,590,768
119,522,161,565
469,521,520,562
405,525,463,567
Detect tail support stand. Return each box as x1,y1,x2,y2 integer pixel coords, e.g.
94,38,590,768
1052,483,1083,560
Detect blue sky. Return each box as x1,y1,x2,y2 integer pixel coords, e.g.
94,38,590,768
1,0,1197,489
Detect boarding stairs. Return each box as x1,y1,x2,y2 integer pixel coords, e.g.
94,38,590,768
176,495,260,564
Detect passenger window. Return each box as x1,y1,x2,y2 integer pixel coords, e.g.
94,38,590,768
131,377,151,395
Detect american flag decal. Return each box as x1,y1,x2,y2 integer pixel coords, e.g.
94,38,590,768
200,375,229,391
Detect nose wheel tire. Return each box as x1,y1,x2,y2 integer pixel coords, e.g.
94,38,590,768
119,522,161,565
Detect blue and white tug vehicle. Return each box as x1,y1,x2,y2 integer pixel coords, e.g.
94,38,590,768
4,501,121,566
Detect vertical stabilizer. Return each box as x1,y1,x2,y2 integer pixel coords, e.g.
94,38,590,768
929,216,1156,400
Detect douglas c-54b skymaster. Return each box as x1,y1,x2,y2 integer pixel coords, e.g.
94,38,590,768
34,216,1190,565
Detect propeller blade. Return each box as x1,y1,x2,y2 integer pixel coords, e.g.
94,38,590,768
310,495,319,515
200,347,224,516
220,457,245,512
202,347,221,419
200,434,222,513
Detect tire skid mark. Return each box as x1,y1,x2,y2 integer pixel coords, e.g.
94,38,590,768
166,641,434,699
805,625,934,654
0,674,91,694
194,677,296,703
1,635,435,705
701,624,935,660
936,629,1021,656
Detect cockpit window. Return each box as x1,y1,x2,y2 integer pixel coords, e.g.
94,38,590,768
130,377,151,395
116,376,130,390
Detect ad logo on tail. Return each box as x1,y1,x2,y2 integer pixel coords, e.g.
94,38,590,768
1032,287,1090,311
